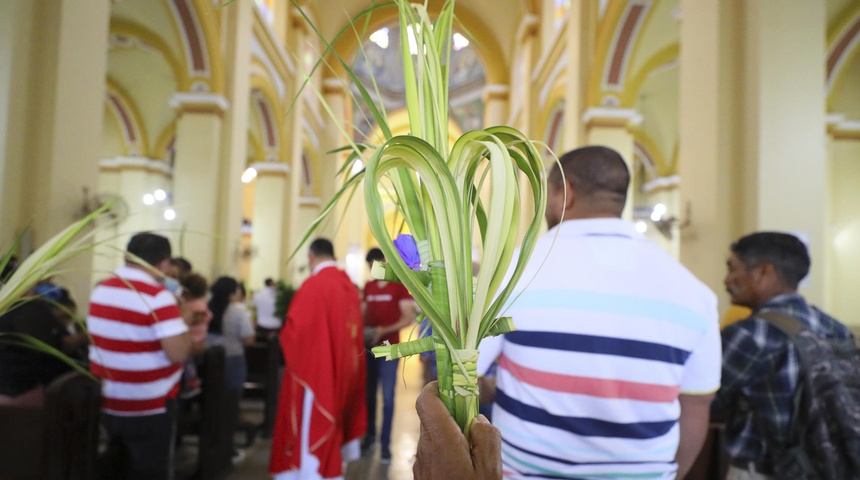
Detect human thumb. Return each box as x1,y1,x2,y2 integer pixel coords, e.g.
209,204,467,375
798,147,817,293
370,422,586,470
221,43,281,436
469,414,502,479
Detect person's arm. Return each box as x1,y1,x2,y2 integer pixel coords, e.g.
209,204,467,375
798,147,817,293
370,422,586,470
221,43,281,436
160,331,192,364
413,382,502,480
675,392,715,478
235,304,256,346
374,298,417,342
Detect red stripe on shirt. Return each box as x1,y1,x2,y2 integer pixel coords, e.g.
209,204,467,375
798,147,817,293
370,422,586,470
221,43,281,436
499,354,679,402
90,362,181,383
90,334,162,353
102,396,167,413
89,303,158,326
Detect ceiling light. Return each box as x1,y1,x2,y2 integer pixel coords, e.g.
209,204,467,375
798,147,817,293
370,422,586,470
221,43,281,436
154,189,167,201
163,208,176,221
453,32,470,51
143,193,155,205
370,27,389,49
241,167,258,183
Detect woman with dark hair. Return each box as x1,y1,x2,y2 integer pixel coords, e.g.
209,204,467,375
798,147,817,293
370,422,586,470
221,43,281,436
206,276,255,391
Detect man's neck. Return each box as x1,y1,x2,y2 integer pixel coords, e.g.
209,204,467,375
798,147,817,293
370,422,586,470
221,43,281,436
124,262,161,281
311,259,337,275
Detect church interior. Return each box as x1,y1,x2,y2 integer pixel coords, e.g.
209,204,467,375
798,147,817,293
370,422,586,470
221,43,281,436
1,0,859,477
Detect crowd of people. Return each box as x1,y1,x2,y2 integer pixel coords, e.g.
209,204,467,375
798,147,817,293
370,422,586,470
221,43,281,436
0,144,856,480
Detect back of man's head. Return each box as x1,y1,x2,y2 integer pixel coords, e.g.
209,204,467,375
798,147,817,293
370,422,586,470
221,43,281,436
264,277,274,287
170,257,192,274
730,232,810,289
550,146,629,217
179,273,208,301
366,247,384,267
127,232,172,268
309,238,335,259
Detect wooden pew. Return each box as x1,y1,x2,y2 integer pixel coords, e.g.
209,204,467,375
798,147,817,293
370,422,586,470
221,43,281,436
0,371,101,480
242,338,281,439
176,346,232,480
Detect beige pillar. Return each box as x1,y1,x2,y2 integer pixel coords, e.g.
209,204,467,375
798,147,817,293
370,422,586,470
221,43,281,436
678,0,741,312
0,0,110,303
282,16,306,285
170,94,228,278
249,162,290,290
320,78,349,240
826,118,860,322
562,0,596,151
92,157,173,282
216,0,253,279
583,107,641,220
741,0,828,305
483,84,510,127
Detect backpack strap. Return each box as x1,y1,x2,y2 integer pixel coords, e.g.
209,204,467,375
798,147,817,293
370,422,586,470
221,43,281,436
750,310,809,460
756,310,806,338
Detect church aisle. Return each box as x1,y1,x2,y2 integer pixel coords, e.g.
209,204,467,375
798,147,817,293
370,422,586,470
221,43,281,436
227,356,425,480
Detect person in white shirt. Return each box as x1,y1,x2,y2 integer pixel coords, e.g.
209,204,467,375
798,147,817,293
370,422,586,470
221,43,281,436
254,278,280,334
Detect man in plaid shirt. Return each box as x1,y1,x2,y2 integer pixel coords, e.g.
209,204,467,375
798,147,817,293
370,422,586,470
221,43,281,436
711,232,852,480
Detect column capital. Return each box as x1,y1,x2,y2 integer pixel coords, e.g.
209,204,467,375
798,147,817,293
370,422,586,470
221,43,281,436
99,156,173,177
322,78,347,96
290,7,309,32
827,114,860,140
169,92,230,116
250,161,291,177
483,84,510,102
582,107,643,130
516,14,539,42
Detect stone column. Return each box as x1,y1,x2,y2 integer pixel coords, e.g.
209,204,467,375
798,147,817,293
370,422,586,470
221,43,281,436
741,0,828,304
249,162,290,289
216,0,253,278
281,7,307,285
0,0,110,302
170,93,228,278
678,0,742,311
562,0,597,150
92,157,173,282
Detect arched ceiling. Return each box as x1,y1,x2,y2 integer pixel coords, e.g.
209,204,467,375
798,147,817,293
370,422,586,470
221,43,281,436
299,0,524,79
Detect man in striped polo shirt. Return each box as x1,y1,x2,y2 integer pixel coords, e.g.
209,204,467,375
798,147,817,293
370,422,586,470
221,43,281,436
88,232,193,479
478,146,721,479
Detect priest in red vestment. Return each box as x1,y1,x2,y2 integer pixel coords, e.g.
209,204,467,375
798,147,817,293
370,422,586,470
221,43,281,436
270,238,367,480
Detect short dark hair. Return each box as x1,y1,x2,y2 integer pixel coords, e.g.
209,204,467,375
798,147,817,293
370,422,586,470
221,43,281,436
549,146,629,207
127,233,172,267
170,257,192,274
366,247,384,265
264,278,275,287
730,232,810,289
309,238,335,258
179,272,208,300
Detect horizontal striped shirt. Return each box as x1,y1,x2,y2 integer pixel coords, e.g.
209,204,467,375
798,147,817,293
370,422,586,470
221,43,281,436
479,219,721,479
88,266,187,416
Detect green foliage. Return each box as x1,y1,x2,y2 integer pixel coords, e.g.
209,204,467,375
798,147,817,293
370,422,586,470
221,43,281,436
288,0,549,432
274,280,297,320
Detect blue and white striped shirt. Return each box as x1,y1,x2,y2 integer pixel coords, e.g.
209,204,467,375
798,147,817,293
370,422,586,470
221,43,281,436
479,219,721,479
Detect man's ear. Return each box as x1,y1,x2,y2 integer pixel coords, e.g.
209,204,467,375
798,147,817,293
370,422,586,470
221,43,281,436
563,180,576,209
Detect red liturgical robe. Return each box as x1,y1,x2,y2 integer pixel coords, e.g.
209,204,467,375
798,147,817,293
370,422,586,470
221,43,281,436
270,266,367,479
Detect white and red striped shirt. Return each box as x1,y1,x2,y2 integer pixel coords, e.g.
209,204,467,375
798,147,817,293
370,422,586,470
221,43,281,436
88,266,187,416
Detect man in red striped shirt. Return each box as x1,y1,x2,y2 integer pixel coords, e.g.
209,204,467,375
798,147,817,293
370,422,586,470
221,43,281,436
88,232,193,480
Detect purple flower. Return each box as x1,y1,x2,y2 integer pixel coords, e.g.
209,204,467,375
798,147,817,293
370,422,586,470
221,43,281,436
393,234,421,270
